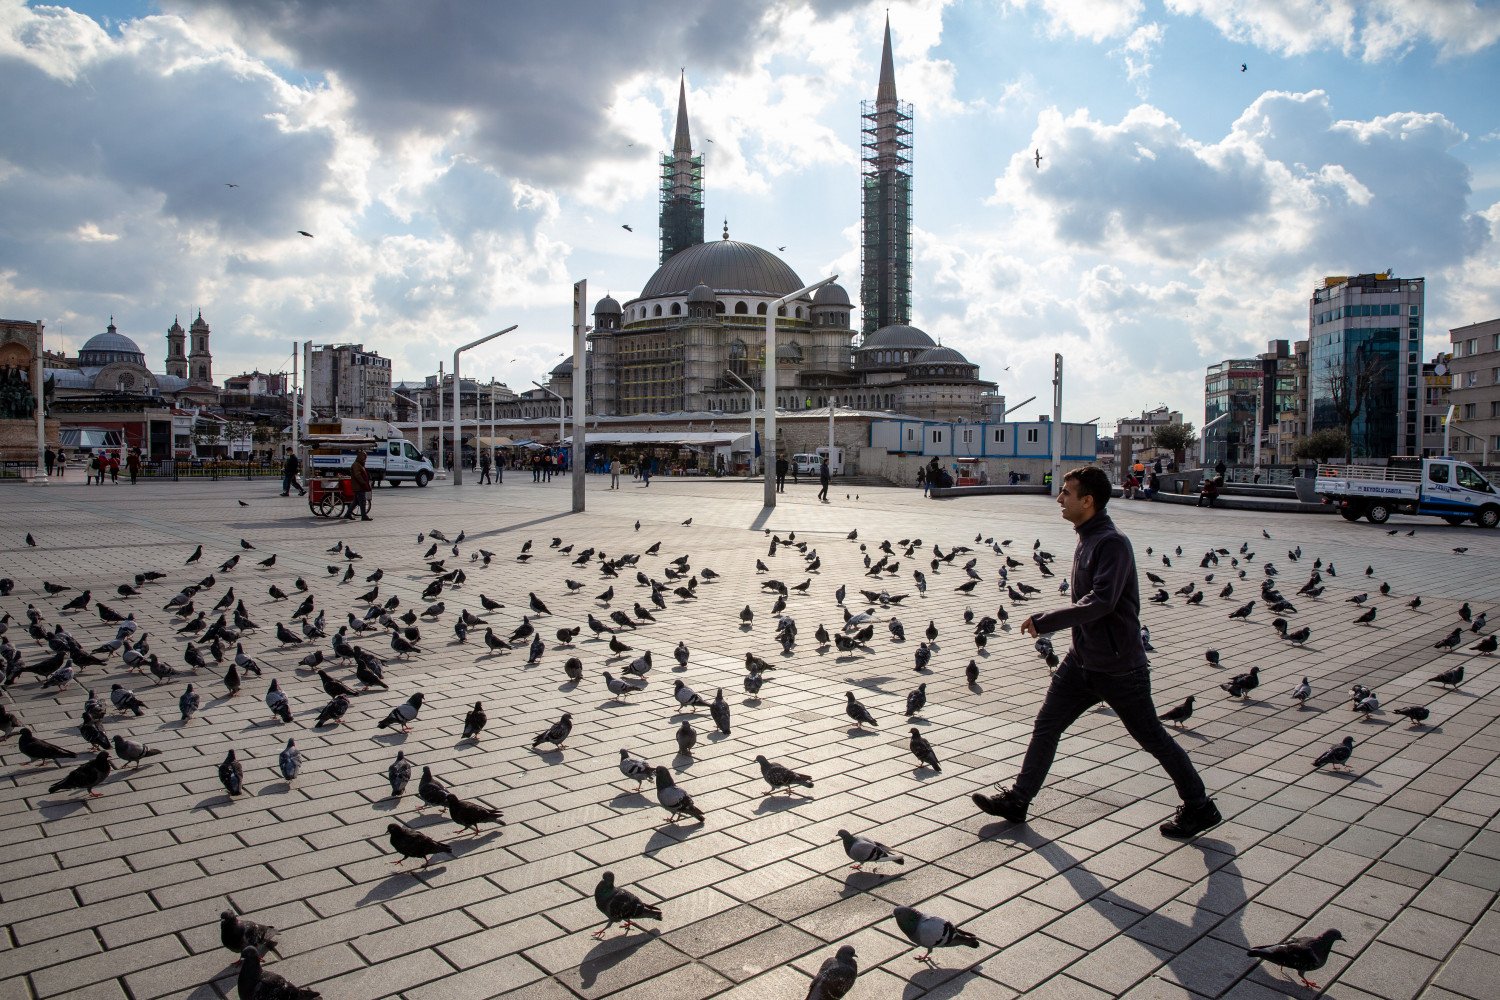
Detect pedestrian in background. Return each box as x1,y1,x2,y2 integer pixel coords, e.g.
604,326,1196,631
109,453,120,483
817,455,831,503
917,467,926,494
280,450,306,497
609,458,620,490
478,449,492,485
44,447,54,478
126,448,141,485
775,454,788,494
347,451,372,521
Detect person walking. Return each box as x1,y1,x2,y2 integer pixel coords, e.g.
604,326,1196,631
775,454,788,494
44,447,55,478
280,450,306,497
973,466,1220,839
917,467,926,495
478,449,492,485
346,451,372,521
108,452,120,484
817,455,831,503
609,458,620,490
126,448,141,485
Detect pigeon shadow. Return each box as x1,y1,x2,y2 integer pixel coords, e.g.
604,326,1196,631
372,798,401,813
36,797,92,820
1358,716,1395,726
1173,729,1210,742
358,867,442,905
609,791,649,808
258,781,291,796
902,963,981,998
372,732,408,746
909,717,931,727
578,928,660,988
840,868,901,897
556,681,581,693
845,727,879,738
707,731,730,744
754,794,807,814
671,752,697,772
193,793,240,811
643,825,702,855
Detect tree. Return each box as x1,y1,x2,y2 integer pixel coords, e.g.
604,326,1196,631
1319,350,1387,462
1152,422,1197,465
1293,428,1348,463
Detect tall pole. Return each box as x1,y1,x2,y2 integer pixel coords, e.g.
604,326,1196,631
489,378,496,471
763,275,838,508
31,321,47,486
302,341,312,428
572,279,588,513
436,361,445,479
827,401,835,460
290,342,299,455
452,326,517,486
724,369,758,479
1050,353,1063,496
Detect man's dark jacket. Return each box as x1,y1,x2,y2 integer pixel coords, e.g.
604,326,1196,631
1030,512,1147,675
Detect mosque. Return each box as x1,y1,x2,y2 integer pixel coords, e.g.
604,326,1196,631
553,18,999,424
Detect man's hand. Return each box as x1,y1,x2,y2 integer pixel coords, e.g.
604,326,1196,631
1020,616,1038,638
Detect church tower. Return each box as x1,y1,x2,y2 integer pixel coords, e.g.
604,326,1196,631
859,15,914,336
165,316,187,379
658,72,705,264
187,310,213,385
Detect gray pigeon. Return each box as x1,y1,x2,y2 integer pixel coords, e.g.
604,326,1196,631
1313,736,1355,771
893,905,979,962
387,751,411,797
755,754,813,794
1246,928,1343,988
653,765,704,822
908,728,941,772
709,688,730,734
676,719,697,756
673,679,707,710
845,691,877,729
617,749,652,790
278,739,302,781
178,683,201,722
531,713,572,750
110,734,162,768
377,692,424,732
592,870,663,938
836,829,904,871
604,671,645,699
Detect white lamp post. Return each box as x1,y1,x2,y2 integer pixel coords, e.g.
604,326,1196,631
723,368,758,478
763,275,838,508
452,326,516,485
392,391,423,455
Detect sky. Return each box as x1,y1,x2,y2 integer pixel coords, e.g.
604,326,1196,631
3,0,1499,431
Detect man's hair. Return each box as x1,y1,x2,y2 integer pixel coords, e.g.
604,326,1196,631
1064,466,1111,510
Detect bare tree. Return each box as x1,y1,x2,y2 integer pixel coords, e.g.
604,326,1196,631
1319,350,1388,463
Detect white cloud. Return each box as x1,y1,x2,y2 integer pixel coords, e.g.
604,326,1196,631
1112,22,1164,89
1166,0,1500,61
1004,0,1144,43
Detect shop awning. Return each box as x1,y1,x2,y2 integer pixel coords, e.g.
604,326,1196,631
564,431,748,447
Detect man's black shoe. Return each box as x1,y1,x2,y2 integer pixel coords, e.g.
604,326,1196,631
972,787,1028,823
1160,798,1221,839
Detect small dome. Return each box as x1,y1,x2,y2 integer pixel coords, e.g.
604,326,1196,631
913,346,970,365
860,324,936,351
594,294,622,315
775,343,802,361
550,357,573,377
80,322,145,363
813,282,850,306
687,283,716,303
189,310,209,331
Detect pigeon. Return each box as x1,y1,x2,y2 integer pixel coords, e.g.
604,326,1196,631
377,693,425,733
444,793,505,835
1472,635,1498,655
1392,705,1431,726
806,945,859,1000
1246,929,1343,988
618,749,653,791
278,739,302,781
654,765,704,822
1290,677,1312,705
219,749,244,795
237,947,320,1000
1313,736,1355,771
965,659,979,685
47,751,112,798
110,683,146,716
592,870,663,938
1353,693,1379,716
110,734,162,768
1221,667,1259,699
914,642,931,672
709,689,731,734
604,671,645,699
836,829,905,871
1158,696,1195,728
845,691,877,729
1354,607,1377,625
78,716,109,752
673,679,707,710
908,728,941,772
220,910,278,960
676,719,697,756
531,713,572,750
416,767,449,811
387,751,411,796
756,754,813,794
1430,665,1464,688
19,728,82,766
386,823,455,868
892,905,980,962
461,701,487,740
905,683,927,717
563,656,584,682
264,680,292,724
315,694,350,728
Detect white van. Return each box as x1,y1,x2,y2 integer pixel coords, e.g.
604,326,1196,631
793,453,820,476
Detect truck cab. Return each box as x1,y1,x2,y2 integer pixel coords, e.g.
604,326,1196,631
1315,457,1498,527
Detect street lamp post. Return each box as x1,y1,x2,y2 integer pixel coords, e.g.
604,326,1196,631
530,381,566,468
764,275,838,508
723,369,758,478
452,326,517,485
436,361,445,478
392,392,423,455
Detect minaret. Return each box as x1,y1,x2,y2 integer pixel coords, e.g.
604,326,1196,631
658,71,705,264
165,316,187,378
859,15,914,336
187,310,213,385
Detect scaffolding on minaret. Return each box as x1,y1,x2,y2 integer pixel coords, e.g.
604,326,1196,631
659,72,705,265
859,16,913,336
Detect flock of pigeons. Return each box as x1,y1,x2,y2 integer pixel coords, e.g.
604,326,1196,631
0,509,1492,997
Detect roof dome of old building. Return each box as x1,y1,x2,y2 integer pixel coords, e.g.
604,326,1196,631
80,320,145,366
640,239,805,299
812,281,850,306
594,294,622,315
687,282,717,303
550,357,573,376
912,345,969,365
860,324,936,351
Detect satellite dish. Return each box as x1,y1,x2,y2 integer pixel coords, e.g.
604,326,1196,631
1434,362,1448,376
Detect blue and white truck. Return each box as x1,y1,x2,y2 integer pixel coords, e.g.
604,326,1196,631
303,420,436,487
1315,457,1499,528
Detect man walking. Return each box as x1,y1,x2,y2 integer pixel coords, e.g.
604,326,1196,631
609,458,620,490
972,466,1220,839
817,455,831,504
280,449,306,497
775,454,788,494
346,451,372,521
44,447,55,478
126,448,141,485
478,449,492,485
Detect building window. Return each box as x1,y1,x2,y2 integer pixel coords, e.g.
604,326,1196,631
1026,428,1039,443
756,303,767,315
670,303,681,316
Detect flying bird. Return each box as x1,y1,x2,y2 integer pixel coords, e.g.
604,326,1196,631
297,230,314,238
1033,148,1043,168
621,224,633,232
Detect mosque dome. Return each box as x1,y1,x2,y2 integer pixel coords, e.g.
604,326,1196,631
912,346,969,365
813,282,851,306
80,321,146,366
594,294,622,315
687,282,717,303
550,357,573,377
639,239,805,299
860,324,936,351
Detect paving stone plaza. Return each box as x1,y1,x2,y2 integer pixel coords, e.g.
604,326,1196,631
2,474,1498,1000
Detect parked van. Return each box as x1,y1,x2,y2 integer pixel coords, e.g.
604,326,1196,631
792,453,820,476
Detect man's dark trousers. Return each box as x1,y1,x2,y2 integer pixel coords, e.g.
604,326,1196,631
1014,659,1207,806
